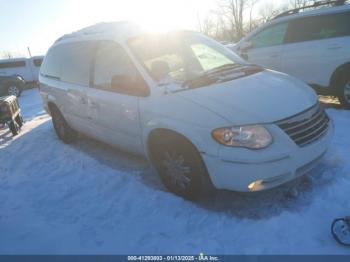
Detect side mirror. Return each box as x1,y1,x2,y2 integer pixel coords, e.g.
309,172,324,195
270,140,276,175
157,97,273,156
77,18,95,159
239,41,253,51
111,74,149,96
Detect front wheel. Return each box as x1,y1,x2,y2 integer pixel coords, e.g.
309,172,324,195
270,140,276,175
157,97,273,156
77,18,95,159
336,73,350,109
150,134,214,200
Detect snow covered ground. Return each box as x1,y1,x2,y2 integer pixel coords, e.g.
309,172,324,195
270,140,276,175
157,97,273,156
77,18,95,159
0,88,350,254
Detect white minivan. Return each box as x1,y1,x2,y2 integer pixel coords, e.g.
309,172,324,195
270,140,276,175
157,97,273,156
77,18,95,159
234,3,350,108
39,22,333,199
0,56,44,82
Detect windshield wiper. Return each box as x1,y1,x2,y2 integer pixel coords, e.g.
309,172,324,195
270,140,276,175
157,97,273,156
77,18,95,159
206,63,243,76
181,64,241,88
181,73,218,89
180,64,263,90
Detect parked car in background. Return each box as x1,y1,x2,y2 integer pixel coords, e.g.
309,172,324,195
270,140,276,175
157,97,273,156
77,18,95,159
0,75,25,97
39,22,332,199
0,56,44,83
234,1,350,108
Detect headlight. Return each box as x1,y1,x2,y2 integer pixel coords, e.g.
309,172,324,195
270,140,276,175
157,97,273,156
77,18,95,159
212,125,272,149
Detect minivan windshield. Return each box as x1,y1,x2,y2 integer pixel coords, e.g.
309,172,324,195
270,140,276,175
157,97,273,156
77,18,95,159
128,32,247,89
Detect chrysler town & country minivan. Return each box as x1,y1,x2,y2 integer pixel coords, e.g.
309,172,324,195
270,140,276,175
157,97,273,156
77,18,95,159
39,22,333,199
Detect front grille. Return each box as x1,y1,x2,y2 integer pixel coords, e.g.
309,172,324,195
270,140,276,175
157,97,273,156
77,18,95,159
276,103,330,147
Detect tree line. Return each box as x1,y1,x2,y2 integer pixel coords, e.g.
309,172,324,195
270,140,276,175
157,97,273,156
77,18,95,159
196,0,314,42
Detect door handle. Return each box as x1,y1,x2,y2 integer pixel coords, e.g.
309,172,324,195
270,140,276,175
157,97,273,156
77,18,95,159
270,54,279,58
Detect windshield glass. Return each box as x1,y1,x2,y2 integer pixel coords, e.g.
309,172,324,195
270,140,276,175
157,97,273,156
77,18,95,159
128,32,246,87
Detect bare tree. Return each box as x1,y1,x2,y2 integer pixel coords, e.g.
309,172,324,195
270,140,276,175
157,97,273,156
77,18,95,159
0,51,14,59
196,0,288,41
217,0,249,40
289,0,313,8
258,2,287,23
248,0,260,32
197,14,215,36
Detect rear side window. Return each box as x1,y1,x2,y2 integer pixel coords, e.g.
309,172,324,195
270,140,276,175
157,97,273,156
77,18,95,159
0,60,26,69
250,23,288,48
41,42,94,85
285,12,350,43
61,42,95,86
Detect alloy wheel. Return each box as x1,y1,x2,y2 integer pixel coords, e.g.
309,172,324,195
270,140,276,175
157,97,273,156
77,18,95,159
162,151,192,190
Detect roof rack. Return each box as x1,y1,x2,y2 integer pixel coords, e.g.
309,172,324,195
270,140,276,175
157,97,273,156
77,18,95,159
273,0,348,19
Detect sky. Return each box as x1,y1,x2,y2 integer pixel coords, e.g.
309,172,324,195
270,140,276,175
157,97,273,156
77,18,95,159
0,0,284,57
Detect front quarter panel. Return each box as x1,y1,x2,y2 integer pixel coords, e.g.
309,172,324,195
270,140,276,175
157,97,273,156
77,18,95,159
139,93,229,158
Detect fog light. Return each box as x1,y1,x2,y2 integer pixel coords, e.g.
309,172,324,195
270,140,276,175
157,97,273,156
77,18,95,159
248,180,264,191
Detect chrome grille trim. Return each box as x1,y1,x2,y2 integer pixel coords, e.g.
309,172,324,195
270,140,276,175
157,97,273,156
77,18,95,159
276,103,330,147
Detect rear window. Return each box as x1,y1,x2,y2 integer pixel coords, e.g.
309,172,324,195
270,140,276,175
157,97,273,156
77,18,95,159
0,60,26,69
41,46,64,79
41,41,94,85
285,12,350,43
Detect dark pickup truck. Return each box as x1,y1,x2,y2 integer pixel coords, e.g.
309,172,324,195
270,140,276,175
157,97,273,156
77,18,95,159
0,76,25,97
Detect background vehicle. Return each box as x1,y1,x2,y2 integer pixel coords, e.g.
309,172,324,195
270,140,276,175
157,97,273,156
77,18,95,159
234,1,350,108
0,75,25,97
0,56,44,83
39,22,332,199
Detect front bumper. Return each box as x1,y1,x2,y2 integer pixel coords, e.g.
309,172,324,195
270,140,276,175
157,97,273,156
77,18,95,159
202,120,333,192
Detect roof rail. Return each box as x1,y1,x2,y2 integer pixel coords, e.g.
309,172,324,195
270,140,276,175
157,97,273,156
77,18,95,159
273,0,348,19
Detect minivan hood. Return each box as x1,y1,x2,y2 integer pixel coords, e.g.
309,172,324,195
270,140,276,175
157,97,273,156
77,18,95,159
177,70,317,125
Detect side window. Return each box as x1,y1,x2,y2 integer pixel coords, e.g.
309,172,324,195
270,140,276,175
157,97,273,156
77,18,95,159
144,54,185,82
250,23,288,48
60,42,95,86
93,41,148,96
285,12,350,44
0,60,26,69
33,58,43,67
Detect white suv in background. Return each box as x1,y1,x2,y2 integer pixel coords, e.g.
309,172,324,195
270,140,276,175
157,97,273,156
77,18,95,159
234,1,350,108
39,22,332,199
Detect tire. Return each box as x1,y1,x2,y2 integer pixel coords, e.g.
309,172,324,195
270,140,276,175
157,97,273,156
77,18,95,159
336,72,350,109
8,120,19,136
51,106,77,144
150,133,214,200
15,114,24,128
7,85,21,97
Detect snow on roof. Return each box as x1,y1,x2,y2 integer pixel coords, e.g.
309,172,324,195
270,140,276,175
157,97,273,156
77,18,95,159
54,21,144,44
